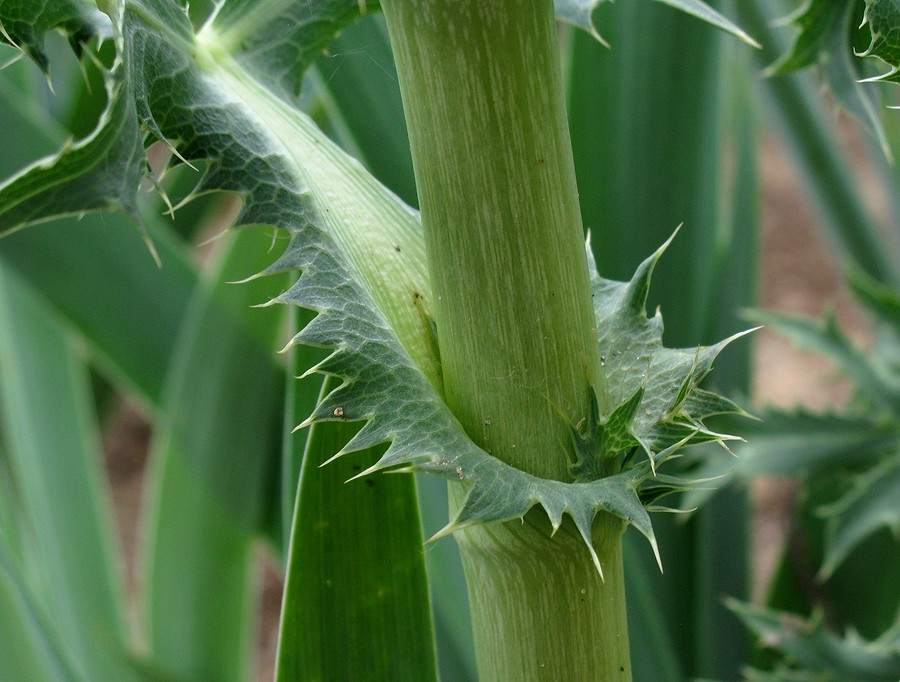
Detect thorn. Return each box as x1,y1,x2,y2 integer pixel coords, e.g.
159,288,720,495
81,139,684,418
197,225,233,248
227,271,265,285
650,536,664,574
427,521,460,543
590,28,611,50
346,461,383,481
299,359,326,378
550,517,562,537
131,216,162,267
0,50,24,71
295,415,315,431
0,25,22,55
252,298,281,310
163,189,199,218
319,449,346,468
164,140,198,172
585,541,605,581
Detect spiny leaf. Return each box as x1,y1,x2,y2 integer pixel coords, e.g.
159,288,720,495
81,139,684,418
0,0,143,236
201,0,377,100
768,0,895,154
0,69,146,236
588,233,749,467
767,0,848,74
296,236,746,577
568,387,643,482
553,0,758,47
729,601,900,682
0,0,747,576
730,409,896,477
860,0,900,83
0,0,110,74
748,308,900,416
818,455,900,578
649,0,759,47
553,0,613,45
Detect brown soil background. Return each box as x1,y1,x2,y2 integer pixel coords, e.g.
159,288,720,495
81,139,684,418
100,119,888,679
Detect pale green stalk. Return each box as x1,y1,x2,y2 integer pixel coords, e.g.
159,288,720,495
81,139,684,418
381,1,630,679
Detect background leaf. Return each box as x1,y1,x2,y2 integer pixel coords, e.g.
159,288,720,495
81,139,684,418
0,263,134,680
141,226,287,682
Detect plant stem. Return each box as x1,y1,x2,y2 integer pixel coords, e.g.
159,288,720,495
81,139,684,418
381,1,630,678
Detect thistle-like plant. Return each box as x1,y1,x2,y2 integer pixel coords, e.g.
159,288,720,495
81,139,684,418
0,0,773,679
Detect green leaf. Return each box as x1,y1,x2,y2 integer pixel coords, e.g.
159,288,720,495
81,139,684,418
0,263,133,680
276,380,437,682
860,0,900,83
768,0,848,74
553,0,759,47
768,0,894,153
0,215,197,409
0,543,79,682
0,0,745,579
288,234,746,576
567,9,757,675
729,601,900,682
0,0,110,74
749,309,900,415
848,267,900,327
0,0,146,235
819,456,900,578
207,0,377,99
587,233,750,462
649,0,760,47
726,410,894,477
141,226,286,682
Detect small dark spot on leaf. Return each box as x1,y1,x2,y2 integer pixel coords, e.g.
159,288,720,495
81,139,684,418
537,158,544,165
365,479,375,488
394,245,401,252
619,665,625,672
352,464,361,471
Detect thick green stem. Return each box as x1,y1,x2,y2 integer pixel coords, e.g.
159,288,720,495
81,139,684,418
381,1,630,679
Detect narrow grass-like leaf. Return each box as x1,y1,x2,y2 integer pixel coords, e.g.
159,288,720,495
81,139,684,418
0,215,196,408
622,532,685,682
0,263,130,680
0,543,79,682
278,305,322,552
276,378,437,682
141,226,286,682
